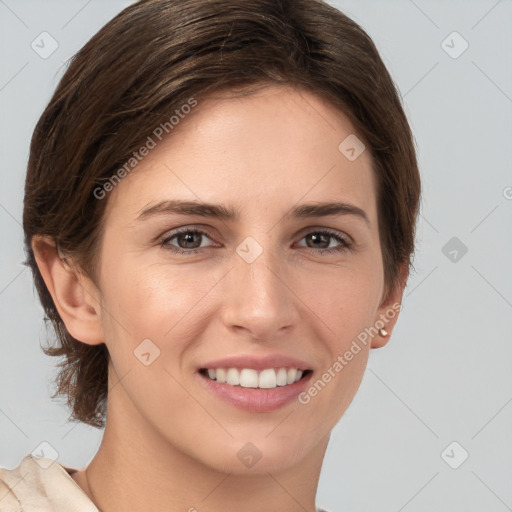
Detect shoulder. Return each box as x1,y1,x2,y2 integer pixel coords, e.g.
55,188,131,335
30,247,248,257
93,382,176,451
0,454,98,512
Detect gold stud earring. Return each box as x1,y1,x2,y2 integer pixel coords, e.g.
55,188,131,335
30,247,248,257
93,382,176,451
378,327,388,337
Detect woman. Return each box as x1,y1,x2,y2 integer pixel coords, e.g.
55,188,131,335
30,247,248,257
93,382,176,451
0,0,420,510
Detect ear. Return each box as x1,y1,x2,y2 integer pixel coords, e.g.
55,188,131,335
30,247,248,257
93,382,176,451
31,235,105,345
370,264,408,349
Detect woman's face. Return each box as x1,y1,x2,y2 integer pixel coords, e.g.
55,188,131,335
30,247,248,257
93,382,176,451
90,84,402,474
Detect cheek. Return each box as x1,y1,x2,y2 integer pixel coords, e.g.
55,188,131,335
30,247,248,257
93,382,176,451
104,255,178,316
298,268,378,427
298,257,383,341
99,259,218,355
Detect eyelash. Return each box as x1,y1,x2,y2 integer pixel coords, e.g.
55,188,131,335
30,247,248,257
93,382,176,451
159,227,353,256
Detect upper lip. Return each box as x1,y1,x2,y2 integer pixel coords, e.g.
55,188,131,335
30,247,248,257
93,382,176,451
200,354,312,372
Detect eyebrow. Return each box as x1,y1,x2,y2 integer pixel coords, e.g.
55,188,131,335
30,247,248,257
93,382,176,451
136,200,370,226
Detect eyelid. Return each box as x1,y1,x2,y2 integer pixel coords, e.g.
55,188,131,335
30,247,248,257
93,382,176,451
155,224,216,242
158,224,353,242
296,225,353,244
158,224,355,255
159,226,217,245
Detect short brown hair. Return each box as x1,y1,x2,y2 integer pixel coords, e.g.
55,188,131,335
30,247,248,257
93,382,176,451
23,0,421,428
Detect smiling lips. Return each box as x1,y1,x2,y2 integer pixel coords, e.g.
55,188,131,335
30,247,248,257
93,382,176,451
197,353,313,411
198,367,313,413
199,353,312,389
201,367,307,389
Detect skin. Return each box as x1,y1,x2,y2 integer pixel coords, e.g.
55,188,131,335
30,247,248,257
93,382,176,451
33,84,406,512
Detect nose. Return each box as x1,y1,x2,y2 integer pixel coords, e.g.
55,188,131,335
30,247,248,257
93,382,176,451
220,241,300,342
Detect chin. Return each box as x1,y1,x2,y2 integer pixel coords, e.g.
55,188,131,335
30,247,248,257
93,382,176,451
195,433,315,475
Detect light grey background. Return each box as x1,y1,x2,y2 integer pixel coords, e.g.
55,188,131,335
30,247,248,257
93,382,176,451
1,1,511,511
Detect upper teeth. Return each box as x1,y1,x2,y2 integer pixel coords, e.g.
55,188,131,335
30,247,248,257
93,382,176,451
206,368,304,388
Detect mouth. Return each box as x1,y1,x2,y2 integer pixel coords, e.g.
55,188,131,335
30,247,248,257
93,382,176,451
197,366,313,412
196,353,314,412
198,367,313,389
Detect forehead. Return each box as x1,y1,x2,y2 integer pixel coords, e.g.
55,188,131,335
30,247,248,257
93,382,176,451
104,85,377,224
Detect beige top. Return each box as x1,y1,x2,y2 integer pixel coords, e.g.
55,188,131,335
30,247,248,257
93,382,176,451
0,454,330,511
0,454,98,511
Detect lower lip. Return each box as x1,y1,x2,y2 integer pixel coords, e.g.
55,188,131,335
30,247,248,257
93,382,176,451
197,371,313,413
